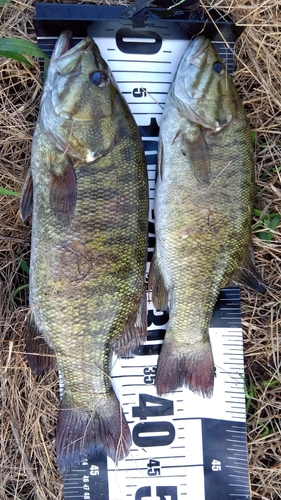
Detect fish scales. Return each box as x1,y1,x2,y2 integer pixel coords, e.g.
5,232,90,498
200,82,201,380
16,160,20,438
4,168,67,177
21,32,148,473
150,36,265,398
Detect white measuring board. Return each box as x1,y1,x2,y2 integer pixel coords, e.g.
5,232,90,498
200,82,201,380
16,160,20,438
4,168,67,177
35,5,249,499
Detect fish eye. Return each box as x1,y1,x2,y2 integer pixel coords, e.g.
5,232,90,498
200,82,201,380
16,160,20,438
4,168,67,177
213,61,223,74
89,71,109,87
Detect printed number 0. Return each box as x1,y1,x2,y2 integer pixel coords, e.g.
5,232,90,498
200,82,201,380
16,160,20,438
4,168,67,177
133,421,175,447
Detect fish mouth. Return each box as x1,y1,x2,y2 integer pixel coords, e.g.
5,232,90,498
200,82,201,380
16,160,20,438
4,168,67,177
53,30,92,58
51,31,92,74
52,30,73,59
187,36,210,67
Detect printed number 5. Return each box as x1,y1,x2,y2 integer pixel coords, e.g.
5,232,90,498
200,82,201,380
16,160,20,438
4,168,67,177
148,467,160,476
135,486,177,500
133,87,147,98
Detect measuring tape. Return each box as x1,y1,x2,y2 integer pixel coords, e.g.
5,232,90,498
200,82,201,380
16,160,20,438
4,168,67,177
35,5,249,499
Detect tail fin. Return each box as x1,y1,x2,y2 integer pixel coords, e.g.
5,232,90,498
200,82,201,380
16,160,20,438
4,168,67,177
155,340,214,398
56,391,131,474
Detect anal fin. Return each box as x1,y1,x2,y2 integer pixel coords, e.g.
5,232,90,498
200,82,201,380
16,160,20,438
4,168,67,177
148,249,168,311
231,243,266,293
112,284,147,356
25,315,57,375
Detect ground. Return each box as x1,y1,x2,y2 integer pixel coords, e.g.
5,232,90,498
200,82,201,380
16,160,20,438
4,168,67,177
0,0,280,498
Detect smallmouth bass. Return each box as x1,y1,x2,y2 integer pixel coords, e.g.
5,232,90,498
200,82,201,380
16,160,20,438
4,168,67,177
150,36,265,398
20,31,148,473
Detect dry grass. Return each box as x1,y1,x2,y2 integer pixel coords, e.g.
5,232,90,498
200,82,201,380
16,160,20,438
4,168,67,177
1,0,281,498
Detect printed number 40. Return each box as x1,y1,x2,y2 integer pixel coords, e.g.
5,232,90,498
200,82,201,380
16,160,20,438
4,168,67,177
132,394,175,448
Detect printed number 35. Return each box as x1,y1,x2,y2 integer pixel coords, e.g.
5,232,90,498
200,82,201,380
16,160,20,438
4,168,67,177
144,367,156,384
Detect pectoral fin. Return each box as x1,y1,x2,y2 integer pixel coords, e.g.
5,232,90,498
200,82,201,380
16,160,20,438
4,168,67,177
148,249,169,311
231,244,266,293
182,129,211,185
20,169,33,221
50,158,77,223
25,315,57,374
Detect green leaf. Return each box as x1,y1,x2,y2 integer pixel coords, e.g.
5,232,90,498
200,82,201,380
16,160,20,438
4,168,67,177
258,424,270,438
251,131,257,143
273,165,281,174
253,211,280,242
261,378,279,388
0,38,49,66
253,207,262,217
0,49,31,65
11,283,29,301
0,186,21,196
0,0,11,4
14,254,29,274
259,214,280,242
269,213,280,232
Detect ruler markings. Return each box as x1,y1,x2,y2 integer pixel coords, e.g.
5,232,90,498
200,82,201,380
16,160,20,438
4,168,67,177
35,9,250,499
108,59,172,64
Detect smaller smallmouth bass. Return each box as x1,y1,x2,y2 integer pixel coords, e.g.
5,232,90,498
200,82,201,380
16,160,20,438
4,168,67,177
150,36,265,398
20,31,148,473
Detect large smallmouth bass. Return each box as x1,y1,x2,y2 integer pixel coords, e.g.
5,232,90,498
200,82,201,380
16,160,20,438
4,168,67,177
20,31,148,473
150,36,265,398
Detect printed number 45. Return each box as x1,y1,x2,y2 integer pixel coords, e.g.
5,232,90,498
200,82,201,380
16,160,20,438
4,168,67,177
147,459,160,476
212,459,221,471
